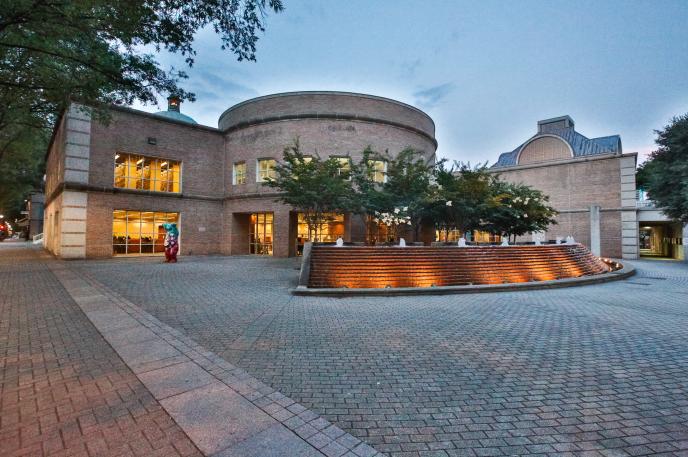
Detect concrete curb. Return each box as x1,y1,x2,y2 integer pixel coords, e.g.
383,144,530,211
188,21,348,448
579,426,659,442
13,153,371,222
292,263,635,297
48,262,384,457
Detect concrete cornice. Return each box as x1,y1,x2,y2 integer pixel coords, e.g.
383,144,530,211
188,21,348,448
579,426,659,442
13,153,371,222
221,113,438,149
219,91,435,130
490,152,638,173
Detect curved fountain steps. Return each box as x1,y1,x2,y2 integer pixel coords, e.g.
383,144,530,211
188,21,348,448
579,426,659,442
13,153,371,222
307,244,613,289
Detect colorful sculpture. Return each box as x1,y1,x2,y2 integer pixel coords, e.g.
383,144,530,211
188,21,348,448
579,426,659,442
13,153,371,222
162,223,179,263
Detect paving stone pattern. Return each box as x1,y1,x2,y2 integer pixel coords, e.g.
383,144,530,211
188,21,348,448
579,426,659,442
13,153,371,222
73,253,688,456
0,245,202,457
52,260,379,457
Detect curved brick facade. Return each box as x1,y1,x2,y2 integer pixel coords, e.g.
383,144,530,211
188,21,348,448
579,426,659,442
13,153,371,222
43,92,438,258
219,91,435,139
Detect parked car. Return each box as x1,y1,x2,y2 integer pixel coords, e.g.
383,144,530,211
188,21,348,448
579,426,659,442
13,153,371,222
0,221,11,241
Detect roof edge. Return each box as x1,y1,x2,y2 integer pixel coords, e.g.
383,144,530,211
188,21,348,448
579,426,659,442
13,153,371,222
218,91,435,130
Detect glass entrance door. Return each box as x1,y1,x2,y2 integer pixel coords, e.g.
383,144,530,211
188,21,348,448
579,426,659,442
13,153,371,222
249,213,273,255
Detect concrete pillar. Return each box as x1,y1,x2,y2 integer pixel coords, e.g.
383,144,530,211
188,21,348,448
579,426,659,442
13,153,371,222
589,205,601,256
683,223,688,262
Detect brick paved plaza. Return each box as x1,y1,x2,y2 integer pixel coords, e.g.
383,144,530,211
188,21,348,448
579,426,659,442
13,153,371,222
2,243,688,456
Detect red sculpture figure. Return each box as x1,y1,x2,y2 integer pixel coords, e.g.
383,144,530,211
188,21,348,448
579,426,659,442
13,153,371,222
162,223,179,263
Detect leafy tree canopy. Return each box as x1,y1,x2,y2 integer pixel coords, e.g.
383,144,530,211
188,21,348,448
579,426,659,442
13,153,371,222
263,141,356,240
431,161,494,234
636,113,688,223
1,0,284,138
484,180,558,242
0,0,282,218
0,124,47,220
352,148,434,235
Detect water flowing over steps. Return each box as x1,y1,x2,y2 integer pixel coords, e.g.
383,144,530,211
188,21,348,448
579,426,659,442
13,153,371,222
307,244,610,289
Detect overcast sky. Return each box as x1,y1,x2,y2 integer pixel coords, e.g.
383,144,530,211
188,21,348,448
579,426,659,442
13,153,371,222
134,0,688,165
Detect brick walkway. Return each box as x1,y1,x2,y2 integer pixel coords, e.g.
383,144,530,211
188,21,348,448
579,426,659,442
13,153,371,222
0,244,201,457
3,243,688,456
73,252,688,457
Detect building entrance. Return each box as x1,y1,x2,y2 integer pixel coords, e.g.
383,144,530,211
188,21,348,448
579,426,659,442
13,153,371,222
638,222,684,260
249,212,273,255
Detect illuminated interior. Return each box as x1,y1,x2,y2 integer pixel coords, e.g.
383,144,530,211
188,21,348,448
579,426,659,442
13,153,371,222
296,212,344,255
257,159,276,182
334,157,351,177
112,210,179,255
367,159,387,183
249,212,273,255
114,153,180,193
435,229,502,243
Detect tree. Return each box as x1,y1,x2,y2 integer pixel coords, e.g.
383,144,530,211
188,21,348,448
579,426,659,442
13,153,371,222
352,148,434,241
485,180,558,243
430,161,494,239
0,0,284,141
263,141,356,241
0,125,46,221
0,0,283,222
636,113,688,223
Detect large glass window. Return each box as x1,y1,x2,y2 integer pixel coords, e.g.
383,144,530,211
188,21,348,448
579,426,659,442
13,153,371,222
367,159,387,183
233,162,246,185
249,212,273,255
112,210,179,255
257,159,276,182
114,153,180,193
296,212,344,255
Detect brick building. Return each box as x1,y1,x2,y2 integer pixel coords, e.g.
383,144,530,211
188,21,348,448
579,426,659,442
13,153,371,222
43,92,436,258
489,115,637,259
43,92,685,261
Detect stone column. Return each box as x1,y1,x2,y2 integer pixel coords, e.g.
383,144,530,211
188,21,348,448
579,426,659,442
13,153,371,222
619,155,639,259
589,205,601,256
683,223,688,262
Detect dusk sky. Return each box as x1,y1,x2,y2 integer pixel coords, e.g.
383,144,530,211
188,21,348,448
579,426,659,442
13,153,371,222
135,0,688,165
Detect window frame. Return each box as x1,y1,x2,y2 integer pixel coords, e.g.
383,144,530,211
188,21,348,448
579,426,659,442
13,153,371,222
332,156,352,179
113,152,182,194
256,158,277,182
112,209,180,256
233,161,247,185
367,159,387,183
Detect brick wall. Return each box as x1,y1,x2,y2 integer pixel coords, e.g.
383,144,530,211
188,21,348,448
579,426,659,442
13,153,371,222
45,94,438,259
491,154,632,258
89,109,225,198
224,119,436,198
85,192,222,258
219,92,435,138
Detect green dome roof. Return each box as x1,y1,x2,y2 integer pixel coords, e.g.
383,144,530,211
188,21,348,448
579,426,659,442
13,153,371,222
153,109,197,124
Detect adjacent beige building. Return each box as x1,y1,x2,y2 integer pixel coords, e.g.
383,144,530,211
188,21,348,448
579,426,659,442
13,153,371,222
490,116,638,259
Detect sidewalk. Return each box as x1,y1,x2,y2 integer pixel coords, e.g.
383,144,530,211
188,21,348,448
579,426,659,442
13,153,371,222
0,244,380,457
0,245,201,456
